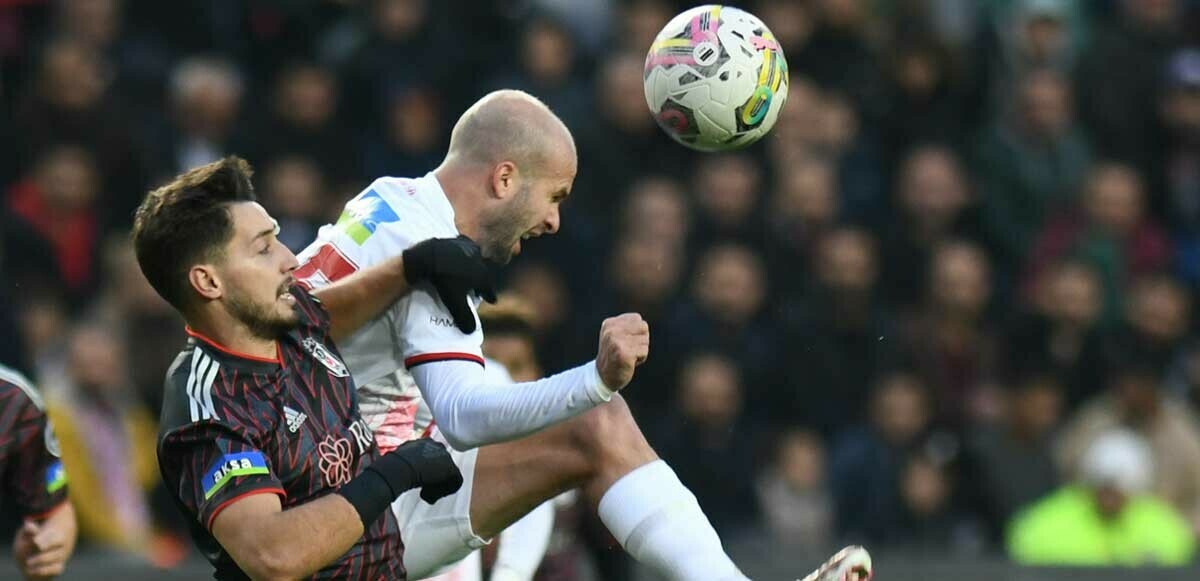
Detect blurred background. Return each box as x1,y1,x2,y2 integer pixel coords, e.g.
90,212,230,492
2,0,1200,578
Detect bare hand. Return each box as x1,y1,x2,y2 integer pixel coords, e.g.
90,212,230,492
595,313,650,390
14,520,67,580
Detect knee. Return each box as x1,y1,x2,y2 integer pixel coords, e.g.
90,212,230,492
569,394,651,461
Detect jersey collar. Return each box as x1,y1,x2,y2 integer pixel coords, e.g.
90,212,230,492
184,326,282,371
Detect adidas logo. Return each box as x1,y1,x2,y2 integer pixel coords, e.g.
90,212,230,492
284,406,308,433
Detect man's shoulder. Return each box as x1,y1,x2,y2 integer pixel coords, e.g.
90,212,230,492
0,363,42,411
159,342,275,434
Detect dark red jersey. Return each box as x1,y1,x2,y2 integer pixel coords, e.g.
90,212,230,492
158,287,405,580
0,365,68,521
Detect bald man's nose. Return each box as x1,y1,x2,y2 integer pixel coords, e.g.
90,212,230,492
545,207,560,234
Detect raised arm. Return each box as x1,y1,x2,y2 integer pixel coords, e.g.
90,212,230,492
409,314,648,450
310,236,495,342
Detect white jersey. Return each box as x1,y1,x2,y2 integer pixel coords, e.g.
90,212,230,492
296,173,484,452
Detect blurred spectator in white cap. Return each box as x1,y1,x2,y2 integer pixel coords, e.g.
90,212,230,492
1057,345,1200,535
1009,428,1194,565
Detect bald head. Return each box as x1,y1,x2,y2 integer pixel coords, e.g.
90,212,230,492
446,90,575,177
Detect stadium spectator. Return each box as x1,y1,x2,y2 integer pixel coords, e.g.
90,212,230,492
1005,260,1107,409
619,175,690,247
691,154,764,249
1163,48,1200,287
662,243,780,416
879,145,978,312
257,156,330,253
6,145,102,303
153,57,244,180
488,16,590,129
756,429,834,550
42,325,177,564
775,227,896,434
899,241,1001,428
764,155,838,297
14,38,146,224
878,38,969,167
1076,0,1188,190
243,62,358,184
830,371,936,545
363,85,445,180
1056,348,1200,534
1119,275,1193,370
976,67,1091,275
966,370,1064,543
1009,429,1195,565
652,353,763,537
892,451,983,555
1022,163,1172,323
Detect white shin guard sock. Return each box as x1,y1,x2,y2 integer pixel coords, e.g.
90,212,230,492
598,460,749,581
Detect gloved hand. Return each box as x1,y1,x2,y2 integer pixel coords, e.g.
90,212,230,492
402,235,497,334
387,439,464,505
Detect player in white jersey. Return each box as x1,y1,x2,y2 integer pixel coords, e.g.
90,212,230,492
297,90,872,581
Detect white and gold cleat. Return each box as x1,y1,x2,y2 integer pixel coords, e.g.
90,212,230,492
798,545,873,581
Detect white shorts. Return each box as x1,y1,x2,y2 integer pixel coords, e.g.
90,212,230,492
392,428,488,579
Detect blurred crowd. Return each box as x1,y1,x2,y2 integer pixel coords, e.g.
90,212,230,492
2,0,1200,575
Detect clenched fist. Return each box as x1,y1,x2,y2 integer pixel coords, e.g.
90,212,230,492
596,313,650,390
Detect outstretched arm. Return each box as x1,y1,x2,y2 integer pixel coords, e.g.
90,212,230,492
410,314,648,450
311,236,495,342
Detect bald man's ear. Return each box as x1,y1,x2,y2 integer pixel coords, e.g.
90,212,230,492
491,161,521,201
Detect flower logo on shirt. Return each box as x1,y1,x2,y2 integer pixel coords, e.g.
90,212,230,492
318,434,354,487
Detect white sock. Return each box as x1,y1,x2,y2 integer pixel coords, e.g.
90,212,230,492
490,500,556,581
598,460,749,581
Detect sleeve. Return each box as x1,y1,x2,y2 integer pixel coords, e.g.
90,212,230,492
159,421,285,531
409,359,614,450
3,391,68,519
396,287,485,369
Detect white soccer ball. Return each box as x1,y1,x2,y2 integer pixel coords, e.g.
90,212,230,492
643,5,789,152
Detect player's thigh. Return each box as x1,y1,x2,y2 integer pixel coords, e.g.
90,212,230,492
468,419,593,540
469,395,658,539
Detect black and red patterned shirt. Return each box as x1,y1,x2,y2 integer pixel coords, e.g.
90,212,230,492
157,288,405,580
0,364,68,521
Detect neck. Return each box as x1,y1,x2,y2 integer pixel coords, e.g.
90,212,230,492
433,161,484,240
187,310,279,362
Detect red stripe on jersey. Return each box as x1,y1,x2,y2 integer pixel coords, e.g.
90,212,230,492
404,352,485,368
25,499,70,521
296,243,360,285
185,327,282,364
205,487,287,531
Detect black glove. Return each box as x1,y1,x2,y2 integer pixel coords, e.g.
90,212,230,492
389,438,465,504
402,235,497,334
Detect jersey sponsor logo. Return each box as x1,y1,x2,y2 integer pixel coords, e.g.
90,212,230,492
302,337,350,377
348,417,374,456
335,189,399,245
318,434,354,487
429,315,455,328
202,452,270,500
45,460,67,494
295,243,359,287
284,406,308,433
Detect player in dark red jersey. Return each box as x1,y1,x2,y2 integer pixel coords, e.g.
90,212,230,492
133,157,493,580
1,363,77,580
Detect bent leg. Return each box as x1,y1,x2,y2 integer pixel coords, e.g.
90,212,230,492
468,395,748,581
469,394,657,538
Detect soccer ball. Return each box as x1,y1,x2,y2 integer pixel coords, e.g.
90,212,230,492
643,5,789,152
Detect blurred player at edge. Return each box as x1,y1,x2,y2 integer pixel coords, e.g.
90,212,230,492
1,363,77,580
132,158,495,579
296,89,870,581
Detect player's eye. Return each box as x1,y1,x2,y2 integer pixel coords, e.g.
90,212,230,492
259,244,271,255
